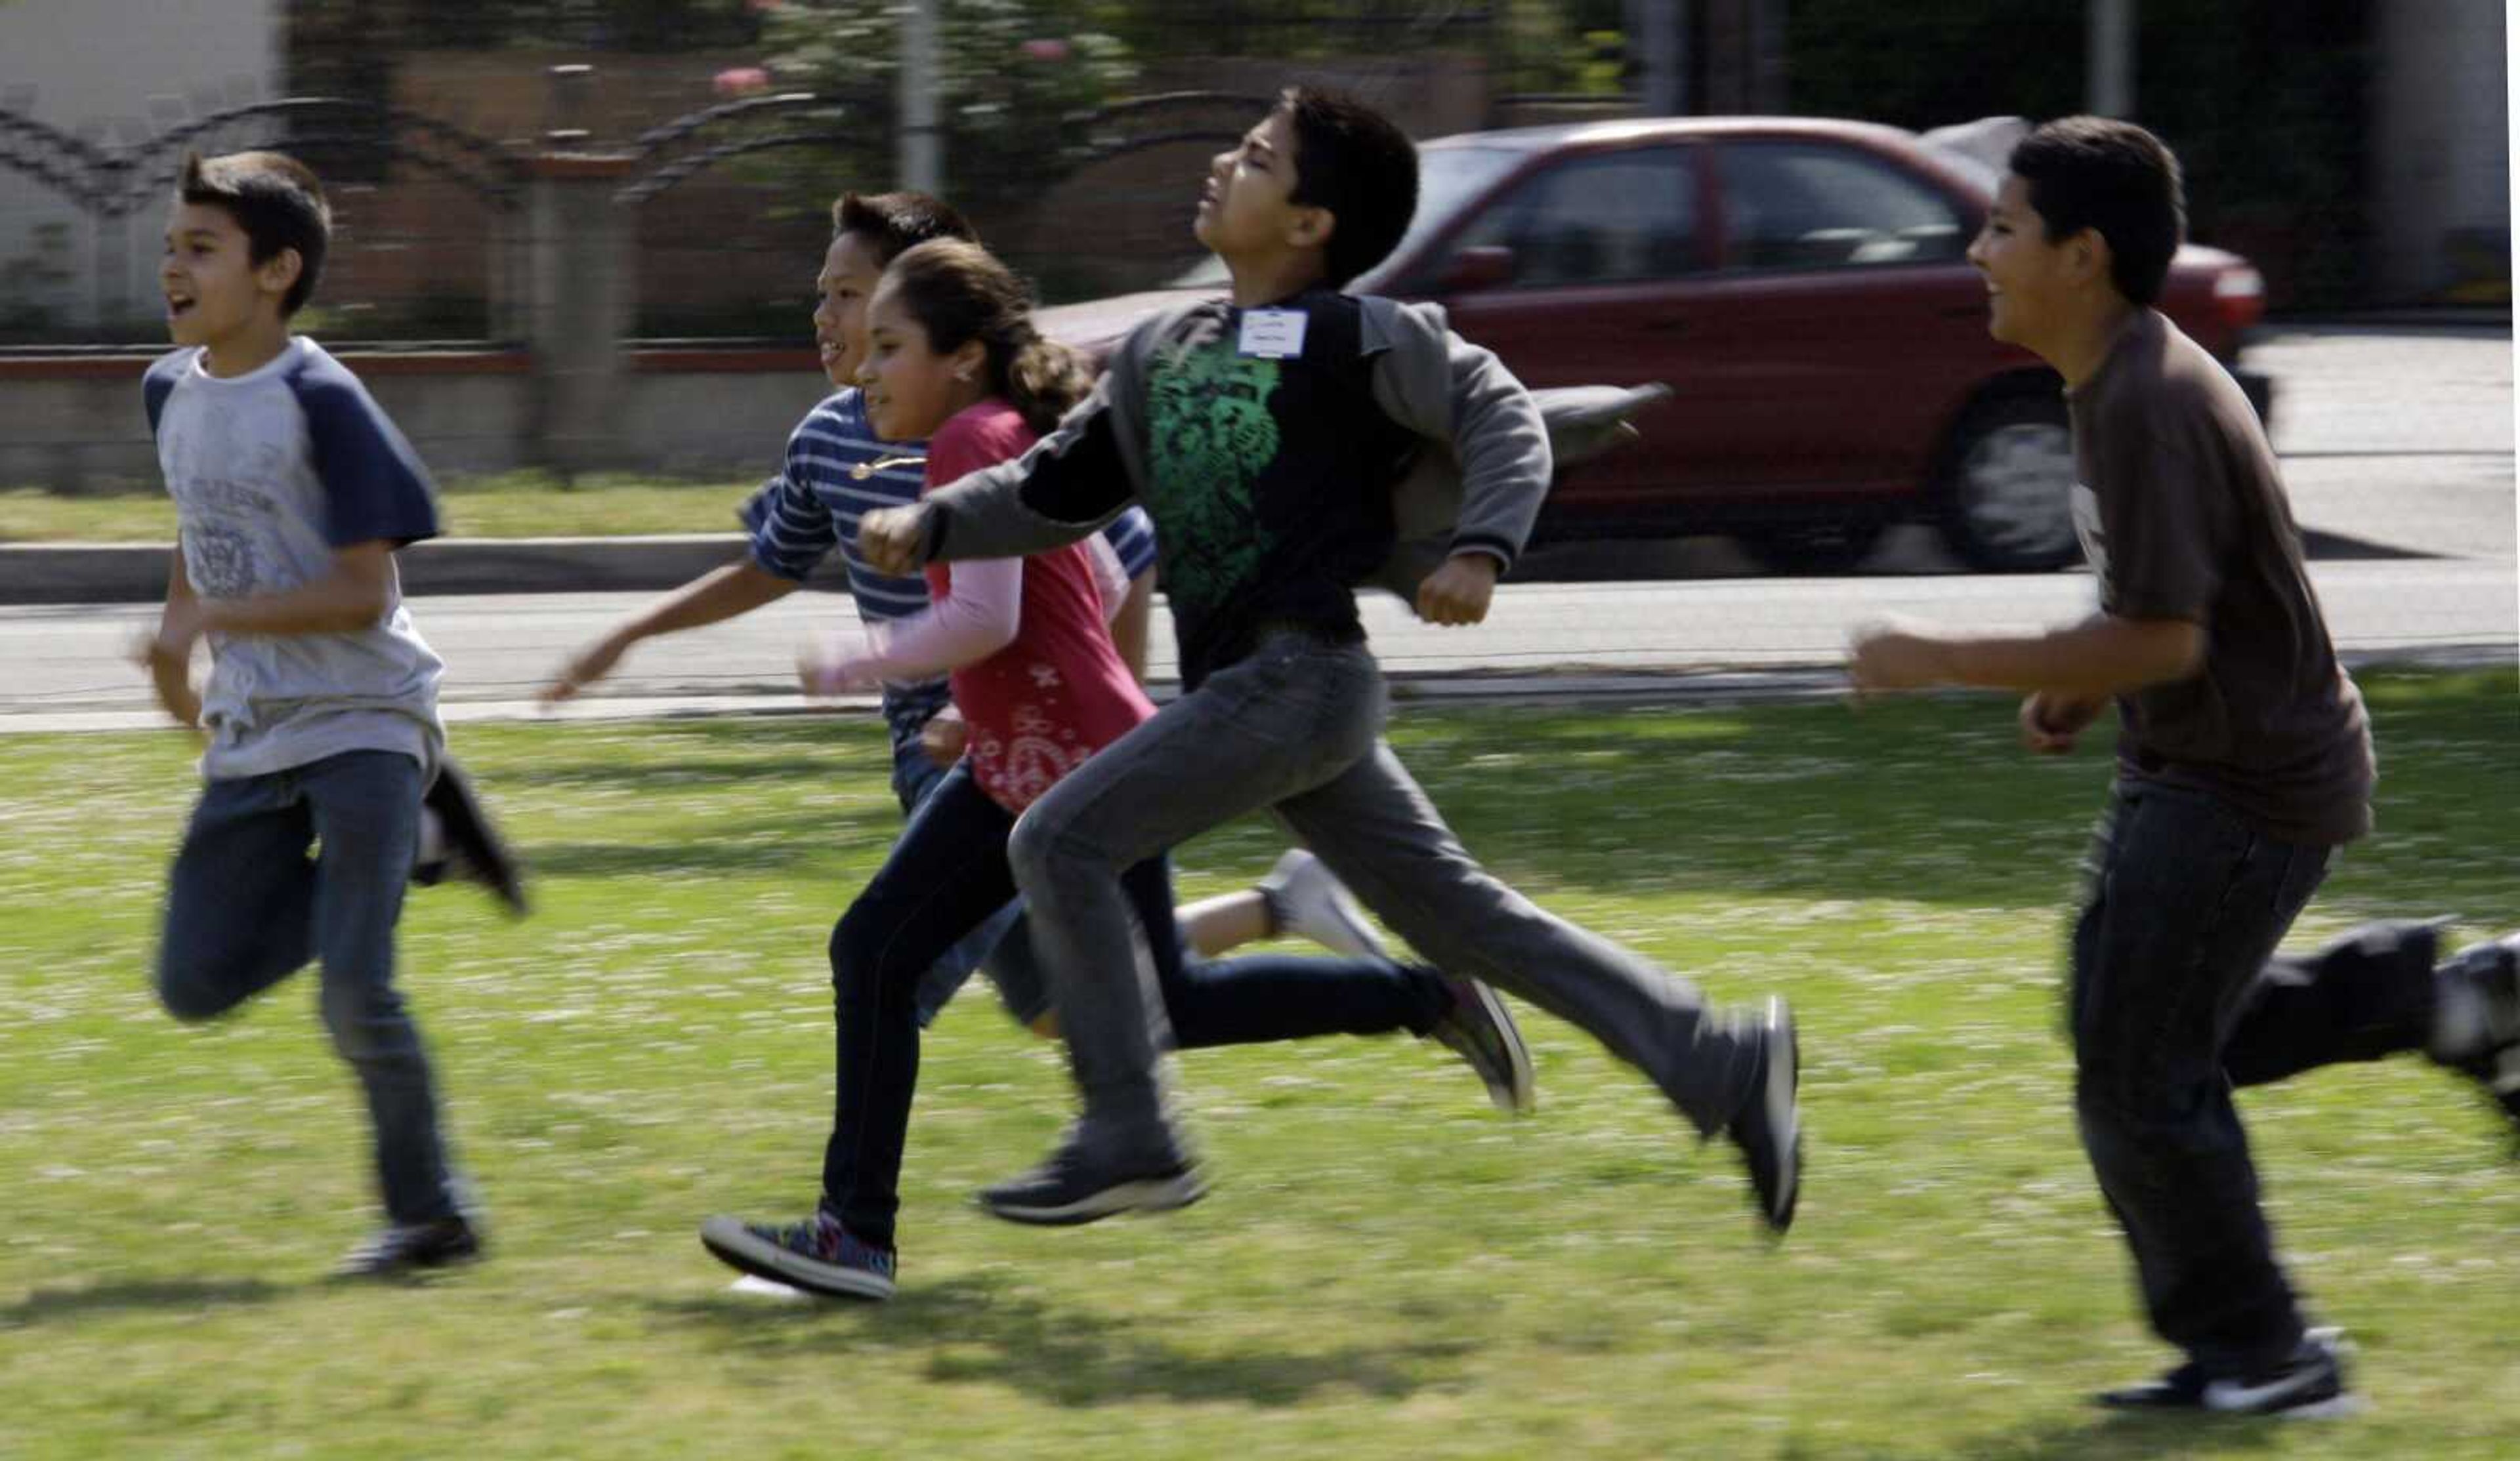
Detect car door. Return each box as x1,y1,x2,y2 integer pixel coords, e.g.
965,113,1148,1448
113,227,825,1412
1685,136,1993,502
1416,143,1719,525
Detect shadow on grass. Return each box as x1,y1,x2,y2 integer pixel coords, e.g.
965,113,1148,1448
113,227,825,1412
1937,1409,2286,1460
646,1273,1473,1408
1,1277,287,1329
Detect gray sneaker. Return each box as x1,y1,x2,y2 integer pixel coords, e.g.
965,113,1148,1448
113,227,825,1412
1259,850,1386,960
1721,998,1802,1236
1427,974,1536,1114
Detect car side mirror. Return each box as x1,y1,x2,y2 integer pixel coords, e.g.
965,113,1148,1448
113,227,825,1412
1435,245,1516,295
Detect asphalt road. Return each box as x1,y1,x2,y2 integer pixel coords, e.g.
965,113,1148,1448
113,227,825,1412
5,324,2510,732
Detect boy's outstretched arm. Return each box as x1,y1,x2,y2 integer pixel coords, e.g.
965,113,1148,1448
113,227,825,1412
544,559,797,703
862,379,1137,575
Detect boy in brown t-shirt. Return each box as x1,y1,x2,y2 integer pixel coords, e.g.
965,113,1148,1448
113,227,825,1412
1848,116,2518,1418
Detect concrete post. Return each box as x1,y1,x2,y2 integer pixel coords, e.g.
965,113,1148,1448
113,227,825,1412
2087,0,2135,117
900,0,942,192
1630,0,1689,116
522,152,637,477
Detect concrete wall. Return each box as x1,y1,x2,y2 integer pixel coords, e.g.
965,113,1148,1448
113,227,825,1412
0,0,282,329
2370,0,2510,304
0,350,830,494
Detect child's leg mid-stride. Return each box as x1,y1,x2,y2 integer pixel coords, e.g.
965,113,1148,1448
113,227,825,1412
986,630,1797,1230
2071,783,2350,1413
704,764,1021,1300
158,749,474,1269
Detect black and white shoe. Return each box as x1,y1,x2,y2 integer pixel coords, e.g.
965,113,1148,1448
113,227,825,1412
2096,1327,2356,1416
2200,1328,2364,1419
1427,974,1537,1115
335,1215,483,1279
1720,997,1801,1236
2436,934,2520,1143
975,1136,1206,1227
415,758,528,918
2094,1358,2210,1410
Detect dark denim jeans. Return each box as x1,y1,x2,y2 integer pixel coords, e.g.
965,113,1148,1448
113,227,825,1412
822,762,1444,1248
890,739,1043,1027
156,749,463,1225
2068,780,2357,1377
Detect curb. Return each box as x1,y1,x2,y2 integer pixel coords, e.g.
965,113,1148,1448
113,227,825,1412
0,533,853,605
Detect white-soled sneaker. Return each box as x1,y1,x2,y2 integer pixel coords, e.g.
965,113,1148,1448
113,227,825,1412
1259,850,1386,960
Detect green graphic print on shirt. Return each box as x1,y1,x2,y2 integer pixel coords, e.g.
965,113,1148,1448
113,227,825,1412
1143,341,1281,616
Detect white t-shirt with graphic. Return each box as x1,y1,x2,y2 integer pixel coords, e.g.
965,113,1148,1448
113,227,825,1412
144,337,446,782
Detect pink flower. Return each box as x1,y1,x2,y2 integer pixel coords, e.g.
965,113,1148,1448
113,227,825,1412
713,66,772,98
1020,38,1072,62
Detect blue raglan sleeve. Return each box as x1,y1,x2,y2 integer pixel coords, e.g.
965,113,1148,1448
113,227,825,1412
141,351,185,439
291,355,442,549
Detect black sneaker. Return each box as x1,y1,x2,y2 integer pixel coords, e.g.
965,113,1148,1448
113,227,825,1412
415,758,528,918
2200,1328,2363,1419
2437,934,2520,1142
1719,997,1801,1236
336,1215,482,1279
975,1136,1206,1227
1427,973,1537,1115
700,1210,895,1301
2095,1359,2210,1410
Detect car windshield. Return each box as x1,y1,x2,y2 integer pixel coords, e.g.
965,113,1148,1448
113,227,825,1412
1166,144,1525,292
1378,144,1526,271
1918,140,2003,197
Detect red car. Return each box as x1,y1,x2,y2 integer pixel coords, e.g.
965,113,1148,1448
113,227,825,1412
1040,116,2270,573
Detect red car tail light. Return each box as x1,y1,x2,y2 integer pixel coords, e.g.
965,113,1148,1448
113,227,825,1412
2213,265,2267,331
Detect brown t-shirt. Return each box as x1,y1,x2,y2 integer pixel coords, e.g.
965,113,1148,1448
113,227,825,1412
2067,309,2374,844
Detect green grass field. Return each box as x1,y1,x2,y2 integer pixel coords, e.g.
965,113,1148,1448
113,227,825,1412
1,473,756,544
5,672,2515,1458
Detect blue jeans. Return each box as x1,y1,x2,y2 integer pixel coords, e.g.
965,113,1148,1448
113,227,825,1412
824,762,1445,1248
2068,781,2343,1377
156,749,463,1225
891,740,1047,1027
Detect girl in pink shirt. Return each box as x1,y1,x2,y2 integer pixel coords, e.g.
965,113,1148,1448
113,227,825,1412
702,239,1524,1300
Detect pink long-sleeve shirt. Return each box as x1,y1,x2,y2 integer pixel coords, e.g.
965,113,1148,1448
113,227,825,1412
812,400,1152,812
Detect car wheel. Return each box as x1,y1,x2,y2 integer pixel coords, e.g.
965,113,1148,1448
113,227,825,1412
1939,390,2080,571
1744,520,1885,575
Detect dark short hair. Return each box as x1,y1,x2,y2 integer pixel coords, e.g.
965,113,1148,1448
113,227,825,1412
1277,87,1419,288
177,150,330,316
2007,116,2185,306
831,190,978,264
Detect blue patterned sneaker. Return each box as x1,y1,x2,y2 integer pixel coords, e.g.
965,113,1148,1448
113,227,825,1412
700,1210,895,1300
1427,974,1536,1114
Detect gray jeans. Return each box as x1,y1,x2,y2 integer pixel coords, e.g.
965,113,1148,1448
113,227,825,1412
156,749,463,1225
1007,630,1757,1165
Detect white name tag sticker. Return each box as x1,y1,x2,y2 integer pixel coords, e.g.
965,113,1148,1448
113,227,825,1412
1237,308,1308,360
